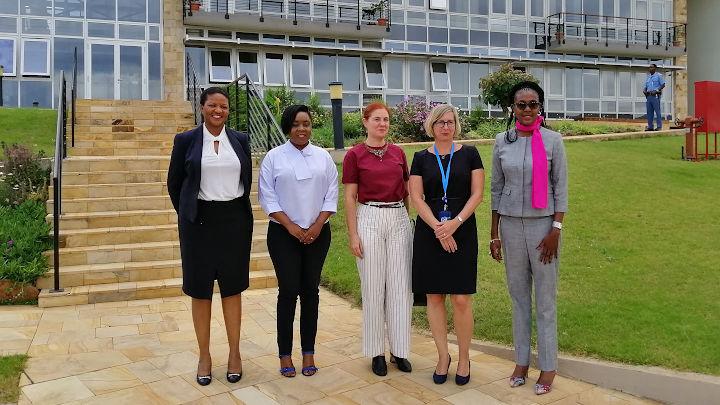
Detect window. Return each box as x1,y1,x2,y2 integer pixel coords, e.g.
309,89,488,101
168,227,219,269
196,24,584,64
531,0,543,17
21,0,52,16
338,56,361,91
386,58,403,90
0,17,16,34
408,60,426,91
430,0,448,10
55,20,83,36
22,18,50,35
449,62,469,94
210,50,233,82
469,63,489,94
0,38,16,76
0,1,18,14
602,0,614,16
22,39,49,76
119,25,145,40
185,47,207,85
449,0,468,13
87,0,116,20
450,29,468,45
264,53,285,85
407,26,427,42
54,0,85,18
601,70,615,97
547,67,563,96
566,68,582,98
429,27,448,43
511,0,525,15
118,0,146,22
492,0,506,14
583,69,600,99
238,52,259,83
364,60,385,89
88,22,115,38
431,62,450,92
618,71,632,98
313,54,336,90
149,43,161,99
54,37,84,96
470,0,489,15
290,55,310,87
148,0,161,23
20,81,51,108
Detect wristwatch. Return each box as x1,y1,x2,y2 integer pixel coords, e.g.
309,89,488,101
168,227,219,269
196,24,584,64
552,221,563,230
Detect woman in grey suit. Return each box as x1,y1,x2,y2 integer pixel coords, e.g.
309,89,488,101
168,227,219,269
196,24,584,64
489,81,568,396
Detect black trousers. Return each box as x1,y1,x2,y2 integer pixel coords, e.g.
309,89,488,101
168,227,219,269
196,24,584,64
267,221,331,356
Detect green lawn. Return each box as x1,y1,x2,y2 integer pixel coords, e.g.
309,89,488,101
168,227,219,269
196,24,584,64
0,355,27,403
0,108,57,156
321,136,720,375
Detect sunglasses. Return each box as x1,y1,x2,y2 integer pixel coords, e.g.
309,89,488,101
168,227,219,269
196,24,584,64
513,101,542,111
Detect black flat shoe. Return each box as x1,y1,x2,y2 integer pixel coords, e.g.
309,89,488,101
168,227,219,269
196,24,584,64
196,374,212,386
390,354,412,372
433,354,451,384
371,355,387,376
226,371,242,383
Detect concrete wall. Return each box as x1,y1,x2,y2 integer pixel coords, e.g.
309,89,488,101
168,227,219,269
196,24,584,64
686,0,720,115
163,0,187,102
674,0,688,119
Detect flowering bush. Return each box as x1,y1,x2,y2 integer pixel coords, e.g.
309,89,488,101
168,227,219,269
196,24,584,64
0,143,50,207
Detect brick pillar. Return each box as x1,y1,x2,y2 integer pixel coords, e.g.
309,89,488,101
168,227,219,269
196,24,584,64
674,0,688,119
163,0,187,101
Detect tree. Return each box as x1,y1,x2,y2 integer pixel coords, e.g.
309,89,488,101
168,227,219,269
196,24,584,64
478,64,539,115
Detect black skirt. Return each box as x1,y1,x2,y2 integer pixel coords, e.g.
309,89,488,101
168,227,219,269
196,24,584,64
178,198,253,299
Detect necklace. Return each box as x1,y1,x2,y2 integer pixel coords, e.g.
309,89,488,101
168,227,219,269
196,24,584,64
365,143,388,160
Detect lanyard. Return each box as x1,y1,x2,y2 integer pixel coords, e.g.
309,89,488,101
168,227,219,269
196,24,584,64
433,143,455,206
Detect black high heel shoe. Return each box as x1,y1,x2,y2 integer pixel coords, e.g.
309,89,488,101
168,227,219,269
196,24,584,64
455,360,471,386
389,354,412,372
226,371,242,383
196,374,212,386
432,354,451,384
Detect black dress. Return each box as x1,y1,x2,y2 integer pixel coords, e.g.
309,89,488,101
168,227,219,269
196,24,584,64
411,145,483,294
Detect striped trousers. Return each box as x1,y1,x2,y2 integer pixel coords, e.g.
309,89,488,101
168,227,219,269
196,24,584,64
356,203,413,358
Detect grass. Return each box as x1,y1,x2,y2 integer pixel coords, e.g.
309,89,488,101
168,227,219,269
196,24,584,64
0,354,27,403
466,119,641,139
320,136,720,375
0,108,57,156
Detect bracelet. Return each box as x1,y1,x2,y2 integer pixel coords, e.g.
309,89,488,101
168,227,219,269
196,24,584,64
490,238,500,244
456,215,463,223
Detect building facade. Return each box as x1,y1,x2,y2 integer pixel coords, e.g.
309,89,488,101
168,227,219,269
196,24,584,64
1,0,687,120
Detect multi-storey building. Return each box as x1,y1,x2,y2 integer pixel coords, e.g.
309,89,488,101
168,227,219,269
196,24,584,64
0,0,689,121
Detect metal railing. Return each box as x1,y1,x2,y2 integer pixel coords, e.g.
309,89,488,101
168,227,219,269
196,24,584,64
185,54,286,155
184,0,391,31
533,12,687,51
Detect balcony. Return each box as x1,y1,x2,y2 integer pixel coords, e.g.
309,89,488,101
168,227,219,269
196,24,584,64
533,12,686,59
183,0,391,40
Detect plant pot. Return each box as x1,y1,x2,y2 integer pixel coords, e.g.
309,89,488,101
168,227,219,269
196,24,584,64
190,2,201,12
555,32,565,42
377,18,387,26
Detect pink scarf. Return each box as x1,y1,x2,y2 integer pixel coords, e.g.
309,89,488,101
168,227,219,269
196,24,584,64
516,116,547,209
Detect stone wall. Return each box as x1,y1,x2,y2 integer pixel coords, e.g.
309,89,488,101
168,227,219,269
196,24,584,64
674,0,688,119
163,0,186,102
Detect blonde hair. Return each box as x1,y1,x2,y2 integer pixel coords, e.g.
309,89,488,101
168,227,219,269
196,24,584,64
424,104,462,139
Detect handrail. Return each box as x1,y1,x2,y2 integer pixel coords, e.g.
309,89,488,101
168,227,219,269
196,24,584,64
51,71,67,294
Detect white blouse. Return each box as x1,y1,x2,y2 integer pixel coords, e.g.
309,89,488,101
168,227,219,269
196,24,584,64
258,141,338,229
198,124,244,201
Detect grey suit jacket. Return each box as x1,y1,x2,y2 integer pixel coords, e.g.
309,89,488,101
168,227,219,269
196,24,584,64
490,127,568,218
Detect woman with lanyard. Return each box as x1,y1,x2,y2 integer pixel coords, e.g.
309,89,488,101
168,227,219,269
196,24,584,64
342,102,413,376
259,105,338,378
490,81,568,395
409,104,484,385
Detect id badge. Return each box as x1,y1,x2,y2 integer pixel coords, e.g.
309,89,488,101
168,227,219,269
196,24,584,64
438,210,452,222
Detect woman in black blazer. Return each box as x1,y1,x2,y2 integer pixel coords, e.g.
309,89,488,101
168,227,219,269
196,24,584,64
167,87,253,386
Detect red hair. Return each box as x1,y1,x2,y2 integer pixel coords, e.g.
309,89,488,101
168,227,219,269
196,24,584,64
363,102,391,120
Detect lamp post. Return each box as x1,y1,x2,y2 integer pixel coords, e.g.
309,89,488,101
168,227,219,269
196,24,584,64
329,81,344,150
0,65,4,107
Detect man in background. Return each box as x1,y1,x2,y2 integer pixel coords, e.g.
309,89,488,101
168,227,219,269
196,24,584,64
644,64,666,131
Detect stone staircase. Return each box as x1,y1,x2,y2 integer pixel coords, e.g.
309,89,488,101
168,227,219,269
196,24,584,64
38,100,276,307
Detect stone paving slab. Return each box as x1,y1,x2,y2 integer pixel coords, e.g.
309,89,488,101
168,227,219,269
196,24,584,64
1,288,659,405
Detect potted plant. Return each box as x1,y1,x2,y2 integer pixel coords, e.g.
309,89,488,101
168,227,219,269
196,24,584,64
554,24,565,43
190,1,202,12
368,2,386,25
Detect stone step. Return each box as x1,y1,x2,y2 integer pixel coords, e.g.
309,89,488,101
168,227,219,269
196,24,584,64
45,235,270,267
62,156,171,172
61,170,167,186
52,182,168,199
71,124,193,136
37,270,277,307
73,140,175,149
58,221,269,248
71,132,180,142
75,99,193,108
48,195,264,216
70,147,174,156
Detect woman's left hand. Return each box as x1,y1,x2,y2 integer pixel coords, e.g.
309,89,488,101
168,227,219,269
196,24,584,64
434,219,460,240
536,229,560,264
301,223,323,244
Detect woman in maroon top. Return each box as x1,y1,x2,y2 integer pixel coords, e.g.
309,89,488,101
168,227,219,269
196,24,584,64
342,102,413,377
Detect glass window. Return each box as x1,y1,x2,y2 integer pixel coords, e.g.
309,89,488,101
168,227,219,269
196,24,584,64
566,68,582,98
406,12,426,25
567,99,581,111
338,39,359,49
1,80,18,107
509,33,526,48
531,0,543,17
470,0,489,15
0,38,16,76
87,0,116,20
529,67,544,87
0,1,18,14
602,0,614,16
289,36,311,43
408,60,425,91
22,18,50,35
601,70,615,97
451,96,468,110
583,69,600,99
364,59,384,89
22,39,49,76
118,0,146,21
238,52,259,83
584,100,599,112
471,16,488,30
450,15,468,29
264,53,285,85
469,63,488,94
54,0,85,18
290,55,310,87
185,47,207,85
602,101,616,113
119,25,145,40
262,34,286,44
548,0,561,13
55,20,83,36
431,62,450,91
88,22,115,38
619,0,630,17
338,55,361,91
547,67,562,96
636,1,647,19
20,0,52,16
429,44,447,53
210,50,233,82
511,0,525,15
407,26,427,42
490,32,508,47
0,17,17,34
618,101,632,113
389,24,405,41
428,13,447,27
20,81,51,108
618,71,632,97
450,29,468,45
148,42,160,99
385,94,404,107
450,0,468,13
386,58,403,90
313,54,335,90
149,26,159,41
428,27,448,43
547,99,563,112
53,37,84,96
492,0,506,14
470,30,488,46
449,62,469,94
148,0,161,23
408,43,426,53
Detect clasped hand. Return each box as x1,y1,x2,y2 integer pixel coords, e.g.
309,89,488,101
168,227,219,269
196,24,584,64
286,223,320,245
434,220,459,253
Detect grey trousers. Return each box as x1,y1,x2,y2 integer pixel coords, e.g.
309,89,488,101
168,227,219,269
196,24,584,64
500,215,558,371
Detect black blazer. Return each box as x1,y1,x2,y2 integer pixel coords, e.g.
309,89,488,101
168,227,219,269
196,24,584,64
167,125,253,223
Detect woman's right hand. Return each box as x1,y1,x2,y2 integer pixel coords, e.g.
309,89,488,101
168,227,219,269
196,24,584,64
490,239,503,262
349,233,364,259
285,223,306,241
440,236,458,253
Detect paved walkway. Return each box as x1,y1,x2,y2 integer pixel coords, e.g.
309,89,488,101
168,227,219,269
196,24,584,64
2,288,658,405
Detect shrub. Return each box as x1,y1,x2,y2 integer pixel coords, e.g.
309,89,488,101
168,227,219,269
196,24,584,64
0,201,50,284
311,126,334,148
263,86,298,119
392,97,445,142
479,63,539,114
0,143,50,207
465,104,489,132
342,111,365,139
307,94,331,129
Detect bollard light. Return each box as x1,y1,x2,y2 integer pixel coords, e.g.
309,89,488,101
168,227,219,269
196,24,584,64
329,81,344,150
0,65,4,107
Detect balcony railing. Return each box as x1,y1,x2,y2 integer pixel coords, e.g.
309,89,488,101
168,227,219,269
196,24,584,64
533,12,686,58
183,0,391,32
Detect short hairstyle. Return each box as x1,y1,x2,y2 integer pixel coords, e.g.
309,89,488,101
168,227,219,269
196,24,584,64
280,104,312,135
507,81,545,106
650,63,657,68
200,87,230,105
363,102,391,120
424,104,462,139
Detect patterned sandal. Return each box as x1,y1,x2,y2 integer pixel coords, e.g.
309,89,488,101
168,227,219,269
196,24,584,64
534,383,552,395
301,351,318,376
279,354,296,377
509,376,526,388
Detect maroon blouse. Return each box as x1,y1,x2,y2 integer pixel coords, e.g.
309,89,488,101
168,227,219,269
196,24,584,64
342,143,409,203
